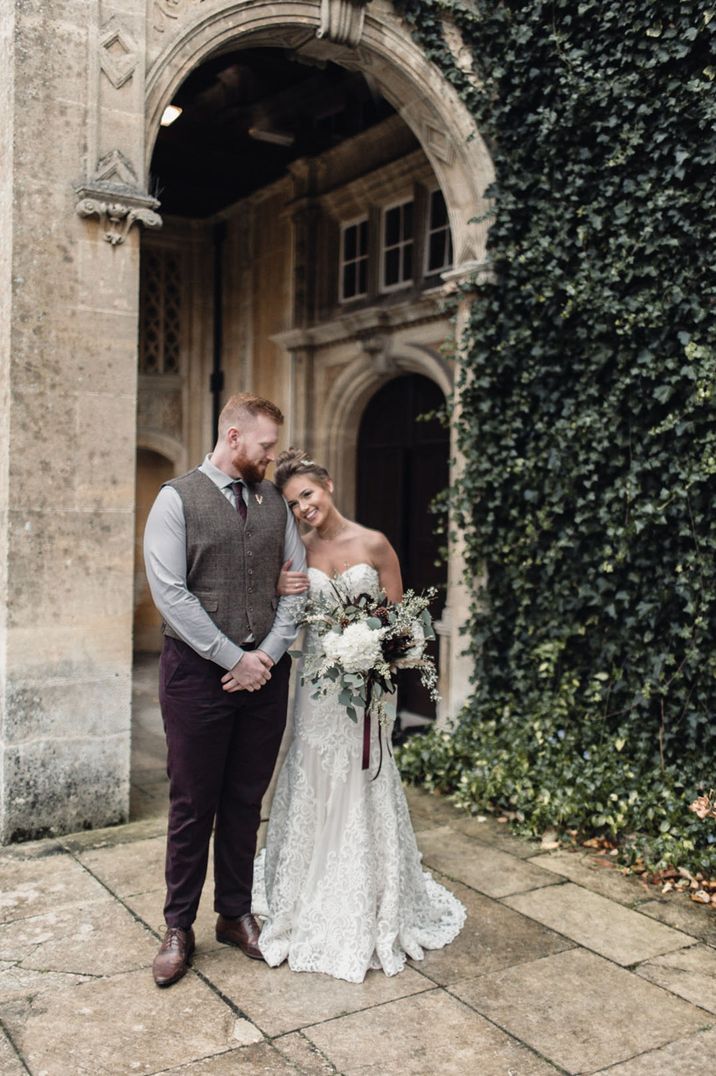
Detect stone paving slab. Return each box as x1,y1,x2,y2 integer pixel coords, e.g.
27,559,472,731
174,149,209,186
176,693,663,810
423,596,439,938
273,1031,337,1074
75,834,166,897
0,899,157,983
0,967,248,1075
403,785,466,830
592,1026,716,1075
0,850,112,925
303,988,560,1075
530,848,653,906
636,943,716,1014
452,947,710,1074
417,825,561,898
411,873,573,985
452,814,543,859
638,897,716,947
59,815,167,852
504,881,693,965
0,960,92,1001
156,1042,302,1075
194,947,432,1037
0,1026,25,1075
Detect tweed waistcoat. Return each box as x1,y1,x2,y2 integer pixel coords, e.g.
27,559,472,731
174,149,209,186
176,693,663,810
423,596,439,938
162,468,286,647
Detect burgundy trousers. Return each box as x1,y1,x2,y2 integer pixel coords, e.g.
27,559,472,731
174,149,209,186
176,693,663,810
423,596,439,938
158,636,291,929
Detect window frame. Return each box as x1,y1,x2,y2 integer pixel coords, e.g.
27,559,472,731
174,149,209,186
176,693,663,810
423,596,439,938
423,187,453,277
338,214,370,304
379,196,416,294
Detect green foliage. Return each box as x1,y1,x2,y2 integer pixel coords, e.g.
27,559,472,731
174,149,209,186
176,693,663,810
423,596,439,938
395,1,716,872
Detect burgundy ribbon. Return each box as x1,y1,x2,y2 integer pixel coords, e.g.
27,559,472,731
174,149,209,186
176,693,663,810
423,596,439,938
362,679,373,771
361,678,390,782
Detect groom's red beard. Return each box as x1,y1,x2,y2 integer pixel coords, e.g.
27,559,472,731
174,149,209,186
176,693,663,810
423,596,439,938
236,457,268,485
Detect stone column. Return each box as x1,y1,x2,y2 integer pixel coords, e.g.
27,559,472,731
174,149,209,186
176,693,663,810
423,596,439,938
435,263,488,729
0,1,150,842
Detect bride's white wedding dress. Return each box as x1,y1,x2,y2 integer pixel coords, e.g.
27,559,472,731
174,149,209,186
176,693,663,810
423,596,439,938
252,563,465,983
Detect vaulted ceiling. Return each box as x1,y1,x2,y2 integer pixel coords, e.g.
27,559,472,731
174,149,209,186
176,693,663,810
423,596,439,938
151,47,398,217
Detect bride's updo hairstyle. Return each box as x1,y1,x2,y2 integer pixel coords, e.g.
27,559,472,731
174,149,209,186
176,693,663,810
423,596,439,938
274,448,331,493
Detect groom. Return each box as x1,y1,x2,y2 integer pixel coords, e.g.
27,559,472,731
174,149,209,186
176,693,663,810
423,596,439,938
143,393,306,987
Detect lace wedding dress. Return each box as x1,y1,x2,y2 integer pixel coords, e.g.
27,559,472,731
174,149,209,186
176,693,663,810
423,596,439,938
252,563,465,983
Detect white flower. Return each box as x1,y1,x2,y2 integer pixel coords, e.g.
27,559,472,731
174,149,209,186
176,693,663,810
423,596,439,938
323,621,384,673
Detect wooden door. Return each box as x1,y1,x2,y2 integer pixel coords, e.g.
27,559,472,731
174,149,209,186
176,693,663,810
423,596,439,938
357,375,449,717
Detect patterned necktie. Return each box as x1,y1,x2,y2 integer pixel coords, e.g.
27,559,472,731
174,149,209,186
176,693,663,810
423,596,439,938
230,480,247,522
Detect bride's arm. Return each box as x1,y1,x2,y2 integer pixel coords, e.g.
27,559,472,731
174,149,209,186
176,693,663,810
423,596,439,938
276,558,310,596
368,532,403,603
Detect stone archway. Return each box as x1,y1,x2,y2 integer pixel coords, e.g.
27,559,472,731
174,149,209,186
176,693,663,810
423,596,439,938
144,1,494,279
141,2,492,727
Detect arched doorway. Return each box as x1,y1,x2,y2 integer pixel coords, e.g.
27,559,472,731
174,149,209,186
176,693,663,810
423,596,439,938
357,374,449,718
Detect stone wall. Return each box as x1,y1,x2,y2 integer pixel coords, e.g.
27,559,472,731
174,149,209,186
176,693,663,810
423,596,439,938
0,1,139,841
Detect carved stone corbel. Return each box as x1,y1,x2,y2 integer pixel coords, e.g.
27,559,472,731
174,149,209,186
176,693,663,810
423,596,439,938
75,148,162,245
317,0,370,48
75,184,162,245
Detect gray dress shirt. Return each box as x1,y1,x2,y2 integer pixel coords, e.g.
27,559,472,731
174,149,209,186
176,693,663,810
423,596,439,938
143,454,306,670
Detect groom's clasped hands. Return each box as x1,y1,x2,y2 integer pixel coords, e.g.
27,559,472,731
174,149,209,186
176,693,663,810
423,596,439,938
221,649,274,693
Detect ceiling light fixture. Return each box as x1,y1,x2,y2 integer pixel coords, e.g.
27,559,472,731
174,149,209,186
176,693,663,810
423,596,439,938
248,126,295,147
160,105,183,127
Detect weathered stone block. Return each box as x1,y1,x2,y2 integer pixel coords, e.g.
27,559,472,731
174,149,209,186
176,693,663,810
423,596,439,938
1,733,129,842
6,509,133,642
4,673,129,745
14,6,89,108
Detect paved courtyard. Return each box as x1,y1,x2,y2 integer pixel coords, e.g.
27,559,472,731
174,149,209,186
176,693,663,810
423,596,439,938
0,656,715,1075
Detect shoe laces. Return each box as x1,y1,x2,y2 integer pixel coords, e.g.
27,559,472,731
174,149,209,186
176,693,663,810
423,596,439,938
163,927,188,950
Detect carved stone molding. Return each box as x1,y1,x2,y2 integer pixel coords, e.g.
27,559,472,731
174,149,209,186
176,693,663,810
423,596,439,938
153,0,207,35
94,149,139,187
317,0,370,48
76,185,162,246
99,17,138,89
424,122,455,166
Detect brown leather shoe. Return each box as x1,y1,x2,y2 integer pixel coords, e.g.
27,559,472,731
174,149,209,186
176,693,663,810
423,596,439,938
215,913,264,960
152,926,195,987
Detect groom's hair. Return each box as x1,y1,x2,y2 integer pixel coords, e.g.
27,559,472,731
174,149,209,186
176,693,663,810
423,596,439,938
218,393,284,435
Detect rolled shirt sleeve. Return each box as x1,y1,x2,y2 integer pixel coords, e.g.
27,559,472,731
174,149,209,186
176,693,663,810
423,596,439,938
258,505,308,665
143,486,245,671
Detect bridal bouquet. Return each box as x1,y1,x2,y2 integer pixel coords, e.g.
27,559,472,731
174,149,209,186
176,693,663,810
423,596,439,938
297,578,439,729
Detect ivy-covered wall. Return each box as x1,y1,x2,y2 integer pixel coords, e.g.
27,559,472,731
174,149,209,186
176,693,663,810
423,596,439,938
397,1,716,872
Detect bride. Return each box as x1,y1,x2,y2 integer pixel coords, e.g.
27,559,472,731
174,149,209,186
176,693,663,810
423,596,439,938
252,448,465,983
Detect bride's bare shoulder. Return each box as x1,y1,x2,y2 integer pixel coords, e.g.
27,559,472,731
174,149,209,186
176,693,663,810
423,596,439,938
354,525,393,557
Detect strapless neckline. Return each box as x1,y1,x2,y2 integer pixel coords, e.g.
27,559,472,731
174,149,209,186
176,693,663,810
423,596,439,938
307,563,378,581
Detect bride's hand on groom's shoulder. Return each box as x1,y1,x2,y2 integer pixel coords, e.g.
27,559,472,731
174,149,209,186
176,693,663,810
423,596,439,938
277,559,310,596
